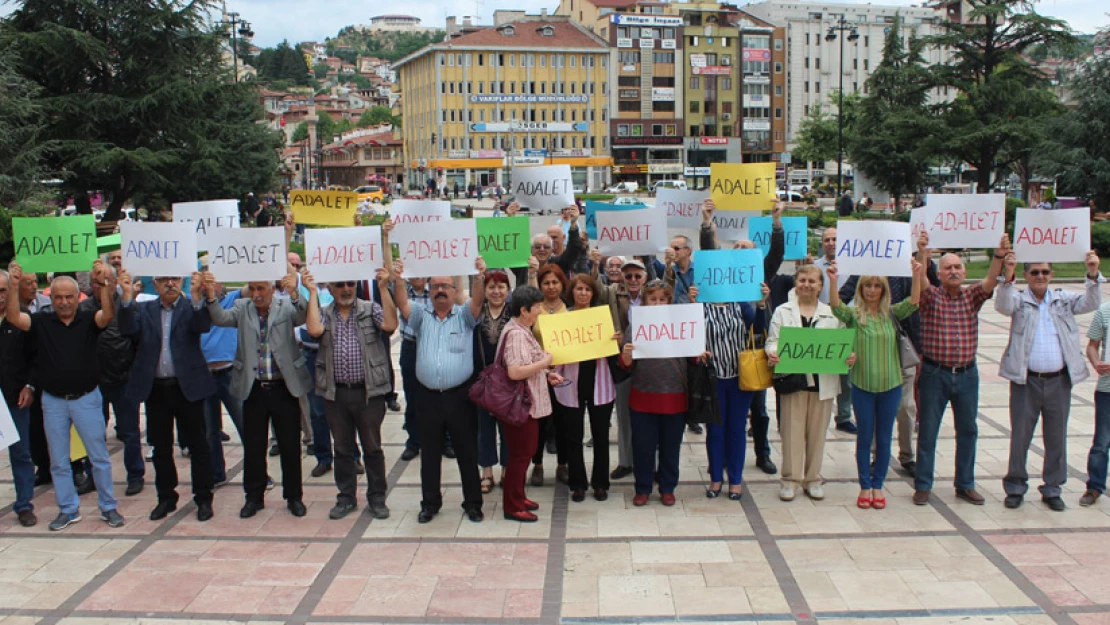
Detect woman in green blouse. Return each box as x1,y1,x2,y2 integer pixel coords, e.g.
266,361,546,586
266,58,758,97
827,260,924,510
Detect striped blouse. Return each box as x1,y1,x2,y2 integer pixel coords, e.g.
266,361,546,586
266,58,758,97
704,302,760,380
832,299,917,394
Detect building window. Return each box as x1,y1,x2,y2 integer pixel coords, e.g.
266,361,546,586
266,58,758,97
690,101,700,113
805,33,810,45
631,124,642,137
690,76,700,90
653,52,675,63
540,55,546,67
804,105,809,116
775,107,782,118
438,53,445,65
815,81,820,93
775,62,783,73
774,38,783,50
448,54,454,67
690,35,699,47
864,36,870,47
617,124,629,136
706,53,717,65
618,101,639,112
815,57,820,70
721,77,731,90
653,124,663,135
804,57,809,69
723,125,732,137
652,101,675,112
652,76,675,87
570,55,576,68
465,54,472,66
722,101,732,114
804,82,809,93
864,59,870,70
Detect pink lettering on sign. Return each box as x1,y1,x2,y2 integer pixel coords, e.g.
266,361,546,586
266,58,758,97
405,236,474,260
1014,226,1079,246
633,320,700,342
662,201,701,218
598,225,653,243
309,243,380,265
929,210,1002,233
394,214,444,225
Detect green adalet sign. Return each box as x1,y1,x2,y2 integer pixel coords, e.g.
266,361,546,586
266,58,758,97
774,327,857,375
12,216,99,273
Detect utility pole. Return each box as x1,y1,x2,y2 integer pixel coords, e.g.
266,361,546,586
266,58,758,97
216,11,254,82
825,15,858,198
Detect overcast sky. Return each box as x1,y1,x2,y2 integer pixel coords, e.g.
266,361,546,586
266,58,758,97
1,0,1105,48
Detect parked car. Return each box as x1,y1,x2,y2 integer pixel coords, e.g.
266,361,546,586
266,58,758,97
778,191,805,203
605,181,639,194
652,180,687,194
355,185,385,203
92,208,138,222
611,197,647,207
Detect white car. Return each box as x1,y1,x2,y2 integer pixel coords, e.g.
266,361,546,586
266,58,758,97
611,197,647,207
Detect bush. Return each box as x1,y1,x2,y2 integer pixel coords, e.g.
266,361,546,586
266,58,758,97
784,208,823,230
1005,196,1026,234
1092,221,1110,258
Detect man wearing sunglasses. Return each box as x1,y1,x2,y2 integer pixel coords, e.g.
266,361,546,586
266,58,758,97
996,250,1101,511
305,252,399,521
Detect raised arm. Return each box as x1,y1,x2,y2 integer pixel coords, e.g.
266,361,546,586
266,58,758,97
305,272,324,338
764,201,785,278
376,267,399,333
826,264,842,309
994,252,1020,317
393,262,412,322
91,260,115,329
700,199,718,251
467,257,487,320
980,234,1010,295
204,272,238,327
1072,251,1103,315
5,263,32,331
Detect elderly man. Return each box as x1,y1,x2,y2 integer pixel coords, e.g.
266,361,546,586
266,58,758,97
913,233,1008,506
6,261,125,531
306,252,399,521
813,226,857,435
394,257,487,524
16,269,54,487
205,268,313,518
119,271,217,522
105,250,123,272
996,252,1101,510
507,203,586,285
0,269,37,526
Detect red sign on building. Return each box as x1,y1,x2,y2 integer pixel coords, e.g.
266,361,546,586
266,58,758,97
700,137,729,145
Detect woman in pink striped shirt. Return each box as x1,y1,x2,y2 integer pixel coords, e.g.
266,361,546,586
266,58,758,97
553,274,622,502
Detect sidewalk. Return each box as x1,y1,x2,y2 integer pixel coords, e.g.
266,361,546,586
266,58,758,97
1,284,1109,624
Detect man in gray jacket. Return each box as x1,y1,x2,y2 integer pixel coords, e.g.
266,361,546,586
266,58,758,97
996,250,1101,511
204,269,312,519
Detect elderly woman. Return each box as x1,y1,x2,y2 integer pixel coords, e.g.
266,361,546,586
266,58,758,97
828,261,923,509
766,265,852,502
500,285,564,522
553,274,620,502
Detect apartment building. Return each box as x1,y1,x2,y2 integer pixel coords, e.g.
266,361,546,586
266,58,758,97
394,11,613,191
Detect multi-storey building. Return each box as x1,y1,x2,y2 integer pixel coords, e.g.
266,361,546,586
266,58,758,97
736,10,788,169
555,0,686,187
743,0,950,182
394,11,613,192
319,126,405,188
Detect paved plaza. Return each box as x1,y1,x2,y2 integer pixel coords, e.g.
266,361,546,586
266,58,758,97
2,283,1110,625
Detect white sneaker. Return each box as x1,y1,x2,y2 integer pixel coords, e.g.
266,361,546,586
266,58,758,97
805,483,825,500
779,483,796,501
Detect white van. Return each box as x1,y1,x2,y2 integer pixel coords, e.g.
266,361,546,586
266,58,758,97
652,180,688,194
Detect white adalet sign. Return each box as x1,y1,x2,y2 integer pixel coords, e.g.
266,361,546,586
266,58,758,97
304,226,383,283
1012,207,1091,263
510,164,574,213
711,211,761,242
205,226,287,283
917,194,1006,249
596,207,667,256
658,189,710,229
834,220,914,278
119,221,199,277
0,399,20,453
172,199,240,250
629,303,706,360
389,200,451,225
392,219,480,278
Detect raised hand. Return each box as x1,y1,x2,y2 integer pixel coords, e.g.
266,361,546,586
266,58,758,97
1086,250,1100,277
506,201,520,217
917,231,930,253
375,267,390,284
825,263,839,285
527,255,539,274
382,218,394,236
280,271,297,295
190,271,204,299
203,272,217,299
118,269,133,300
302,270,316,291
688,285,699,302
664,246,676,266
475,256,487,273
589,247,602,264
8,262,23,284
702,199,716,224
567,204,580,223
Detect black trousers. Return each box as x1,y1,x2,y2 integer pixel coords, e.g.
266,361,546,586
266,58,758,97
417,382,482,512
147,380,214,505
558,400,614,491
243,380,302,503
533,388,568,466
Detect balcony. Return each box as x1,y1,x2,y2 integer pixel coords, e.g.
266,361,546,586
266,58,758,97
743,140,772,152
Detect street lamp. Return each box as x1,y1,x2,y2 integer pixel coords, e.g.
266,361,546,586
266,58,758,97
825,16,859,198
216,11,254,83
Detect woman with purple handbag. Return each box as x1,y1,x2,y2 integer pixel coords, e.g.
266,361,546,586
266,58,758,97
497,286,565,522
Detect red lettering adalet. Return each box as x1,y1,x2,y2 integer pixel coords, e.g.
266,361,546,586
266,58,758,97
406,237,473,260
310,243,379,265
599,225,652,242
1015,225,1078,246
634,320,699,342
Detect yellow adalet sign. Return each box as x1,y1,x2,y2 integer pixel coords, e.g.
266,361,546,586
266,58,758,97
709,162,778,211
289,190,359,226
535,307,620,366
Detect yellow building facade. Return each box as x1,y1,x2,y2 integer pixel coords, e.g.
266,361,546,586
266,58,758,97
396,13,613,192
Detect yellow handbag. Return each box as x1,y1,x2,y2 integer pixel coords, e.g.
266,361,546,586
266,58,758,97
739,328,773,391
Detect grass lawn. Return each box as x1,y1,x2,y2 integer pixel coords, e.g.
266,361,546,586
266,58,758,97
963,258,1110,280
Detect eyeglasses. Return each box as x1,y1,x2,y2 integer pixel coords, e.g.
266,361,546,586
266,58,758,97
671,246,686,252
645,279,666,288
1027,269,1052,277
532,243,552,250
623,273,646,281
155,277,181,283
290,263,303,269
429,283,455,290
334,281,357,288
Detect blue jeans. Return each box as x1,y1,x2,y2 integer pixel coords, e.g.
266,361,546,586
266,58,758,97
706,379,754,486
916,363,979,491
852,385,902,489
100,383,144,483
1086,390,1110,493
42,388,118,515
303,349,332,465
631,409,686,495
6,402,35,513
205,368,244,483
477,406,508,468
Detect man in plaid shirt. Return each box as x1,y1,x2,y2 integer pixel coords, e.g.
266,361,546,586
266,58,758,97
913,232,1010,507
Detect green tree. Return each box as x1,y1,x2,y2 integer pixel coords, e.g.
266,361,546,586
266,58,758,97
0,32,52,207
358,105,397,128
256,40,311,85
927,0,1077,192
7,0,282,220
792,103,838,167
313,62,330,79
291,121,309,144
1034,52,1110,211
847,14,939,208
